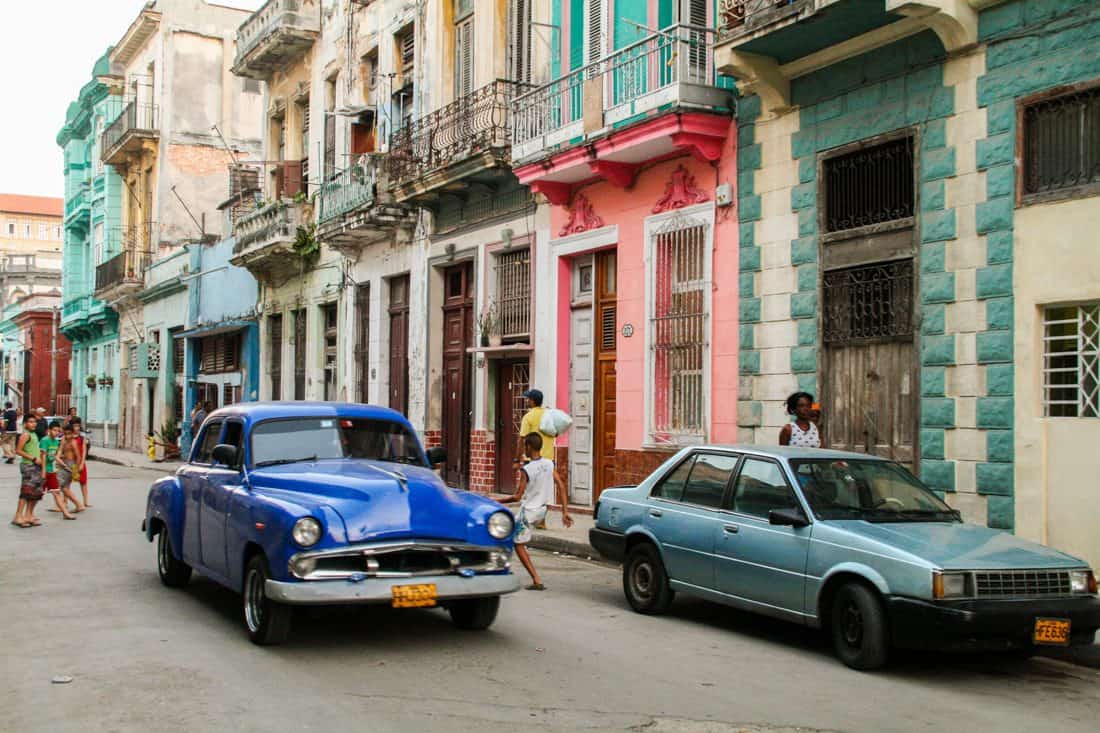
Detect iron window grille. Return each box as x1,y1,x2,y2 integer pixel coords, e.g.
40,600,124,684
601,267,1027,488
823,136,914,234
1023,85,1100,200
293,309,307,400
651,212,708,444
823,260,915,344
172,333,185,374
1043,303,1099,418
323,303,338,401
269,314,283,401
494,248,531,342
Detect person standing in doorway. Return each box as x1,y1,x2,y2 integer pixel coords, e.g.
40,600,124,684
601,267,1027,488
779,391,822,448
11,414,45,528
1,401,17,463
501,433,573,590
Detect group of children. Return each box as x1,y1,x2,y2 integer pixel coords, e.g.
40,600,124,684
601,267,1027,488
11,414,91,528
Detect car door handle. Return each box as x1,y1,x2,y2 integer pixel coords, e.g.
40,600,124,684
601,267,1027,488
649,509,663,518
723,524,739,534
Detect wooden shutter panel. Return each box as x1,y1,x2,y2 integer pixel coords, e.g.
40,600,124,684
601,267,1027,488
455,18,473,98
586,0,603,65
508,0,532,84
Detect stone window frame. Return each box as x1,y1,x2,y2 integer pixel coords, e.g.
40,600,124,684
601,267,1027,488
1016,78,1100,208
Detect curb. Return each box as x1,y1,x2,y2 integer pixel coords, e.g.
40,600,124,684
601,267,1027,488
88,455,180,475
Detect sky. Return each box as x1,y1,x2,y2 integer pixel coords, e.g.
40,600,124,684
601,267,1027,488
0,0,262,199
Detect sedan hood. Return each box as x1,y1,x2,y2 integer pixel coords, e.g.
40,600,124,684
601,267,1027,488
250,460,477,543
837,520,1086,570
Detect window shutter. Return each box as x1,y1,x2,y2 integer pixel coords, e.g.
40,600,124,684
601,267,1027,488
455,18,474,98
585,0,604,65
508,0,533,84
324,112,336,179
281,160,303,197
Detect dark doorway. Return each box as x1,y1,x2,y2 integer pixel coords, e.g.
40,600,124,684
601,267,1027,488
441,263,473,488
494,359,530,491
388,275,410,413
355,283,370,403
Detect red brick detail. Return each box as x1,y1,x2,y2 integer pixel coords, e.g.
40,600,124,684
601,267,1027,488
422,430,443,449
14,308,72,414
468,429,496,495
613,448,677,487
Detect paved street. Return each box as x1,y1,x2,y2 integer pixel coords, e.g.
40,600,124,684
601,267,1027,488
3,463,1099,733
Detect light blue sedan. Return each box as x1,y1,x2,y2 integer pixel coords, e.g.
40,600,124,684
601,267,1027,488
589,446,1100,670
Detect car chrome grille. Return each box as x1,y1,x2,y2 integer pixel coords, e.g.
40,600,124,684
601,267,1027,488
291,541,503,580
973,570,1071,598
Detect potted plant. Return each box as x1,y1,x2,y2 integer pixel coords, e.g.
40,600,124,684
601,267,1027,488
98,374,114,387
155,420,181,461
85,375,97,389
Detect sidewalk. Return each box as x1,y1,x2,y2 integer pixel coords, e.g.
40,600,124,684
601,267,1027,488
88,445,182,474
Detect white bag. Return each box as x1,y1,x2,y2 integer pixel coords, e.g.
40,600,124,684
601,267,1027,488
539,408,574,437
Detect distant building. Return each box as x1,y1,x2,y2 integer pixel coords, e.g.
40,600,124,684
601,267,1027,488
0,291,71,415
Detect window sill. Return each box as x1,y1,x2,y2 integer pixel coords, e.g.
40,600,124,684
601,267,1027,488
1019,183,1100,208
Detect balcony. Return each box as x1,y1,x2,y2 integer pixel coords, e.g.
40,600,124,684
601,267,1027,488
94,248,151,301
714,1,984,114
230,199,308,282
101,101,159,168
315,155,416,256
232,0,320,81
65,180,91,225
511,25,732,202
387,80,528,208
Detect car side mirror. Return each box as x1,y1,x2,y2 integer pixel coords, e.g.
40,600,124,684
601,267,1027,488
769,507,809,528
425,446,447,466
212,444,239,468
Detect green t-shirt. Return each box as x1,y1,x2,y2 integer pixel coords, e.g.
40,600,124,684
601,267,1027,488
20,431,40,465
40,436,60,472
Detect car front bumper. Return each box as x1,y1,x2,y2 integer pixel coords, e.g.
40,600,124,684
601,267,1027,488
265,572,521,605
888,595,1100,651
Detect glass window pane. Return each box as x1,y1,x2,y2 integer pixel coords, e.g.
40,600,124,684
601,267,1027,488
194,420,223,464
733,458,797,519
681,453,738,508
651,456,694,501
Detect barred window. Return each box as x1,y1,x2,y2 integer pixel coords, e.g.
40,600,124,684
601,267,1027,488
1023,86,1100,198
494,248,531,341
823,260,914,343
323,303,338,401
650,213,709,444
172,333,184,374
1043,304,1099,418
199,334,240,374
824,137,914,233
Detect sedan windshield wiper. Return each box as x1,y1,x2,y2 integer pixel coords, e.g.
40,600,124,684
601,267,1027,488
254,455,318,468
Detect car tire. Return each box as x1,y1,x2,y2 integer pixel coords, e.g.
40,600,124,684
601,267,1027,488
156,528,192,588
449,596,501,630
623,543,674,615
243,555,293,645
831,583,890,670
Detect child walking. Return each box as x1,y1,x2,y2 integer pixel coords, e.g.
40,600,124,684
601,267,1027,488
55,424,86,515
41,422,77,520
501,433,572,590
11,414,45,528
69,417,91,508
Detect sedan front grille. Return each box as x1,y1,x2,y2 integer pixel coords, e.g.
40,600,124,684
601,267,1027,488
973,570,1071,598
290,541,506,580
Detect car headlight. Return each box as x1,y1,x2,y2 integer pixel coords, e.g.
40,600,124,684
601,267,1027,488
932,571,971,599
1070,569,1098,595
292,517,323,547
487,511,514,540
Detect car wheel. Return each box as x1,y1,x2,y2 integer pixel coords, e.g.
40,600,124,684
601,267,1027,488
623,543,674,615
156,528,192,588
831,583,889,670
243,555,293,645
449,596,501,630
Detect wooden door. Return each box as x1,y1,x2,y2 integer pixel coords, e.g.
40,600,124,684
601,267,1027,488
388,276,410,413
355,284,370,403
495,360,530,491
821,259,918,467
569,256,595,505
441,264,474,488
593,250,618,497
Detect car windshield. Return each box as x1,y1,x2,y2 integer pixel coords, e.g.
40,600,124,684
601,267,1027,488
251,417,424,468
790,459,958,522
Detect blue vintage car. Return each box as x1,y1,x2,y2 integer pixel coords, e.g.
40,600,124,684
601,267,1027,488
143,402,520,644
589,446,1100,670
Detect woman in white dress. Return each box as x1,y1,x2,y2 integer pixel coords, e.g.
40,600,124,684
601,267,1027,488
779,391,822,448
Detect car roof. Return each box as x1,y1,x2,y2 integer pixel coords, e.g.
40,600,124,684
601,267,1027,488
206,401,412,426
689,444,891,462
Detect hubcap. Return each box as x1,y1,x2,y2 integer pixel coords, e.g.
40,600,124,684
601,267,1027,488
244,568,264,632
632,560,654,600
841,602,863,647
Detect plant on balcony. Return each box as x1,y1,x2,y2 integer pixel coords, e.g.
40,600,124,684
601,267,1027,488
476,300,501,348
85,375,98,389
97,375,114,387
292,222,320,264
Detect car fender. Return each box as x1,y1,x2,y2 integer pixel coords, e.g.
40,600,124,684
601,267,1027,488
622,524,669,564
144,475,185,555
817,562,892,602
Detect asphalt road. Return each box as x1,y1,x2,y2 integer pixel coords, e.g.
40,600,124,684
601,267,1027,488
3,463,1099,733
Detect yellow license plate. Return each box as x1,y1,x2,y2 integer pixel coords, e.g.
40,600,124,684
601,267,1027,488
1033,617,1070,646
391,583,437,609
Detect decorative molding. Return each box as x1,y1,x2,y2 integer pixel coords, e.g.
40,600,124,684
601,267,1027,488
558,194,604,237
550,224,619,257
588,160,638,188
529,180,571,207
653,166,709,213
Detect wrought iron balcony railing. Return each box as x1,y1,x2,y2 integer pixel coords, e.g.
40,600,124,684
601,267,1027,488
101,101,159,161
95,248,151,293
718,0,812,38
388,79,528,189
512,25,720,162
233,0,321,79
317,156,379,225
233,200,304,254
